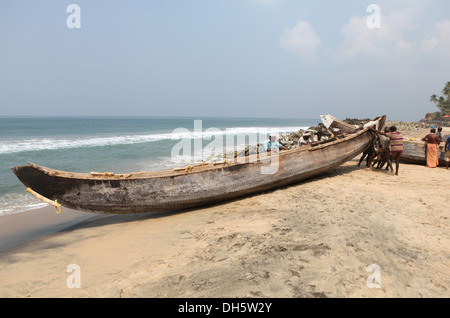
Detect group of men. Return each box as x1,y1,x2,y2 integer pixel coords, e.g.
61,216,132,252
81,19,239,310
421,126,450,169
262,124,450,172
369,126,403,176
370,125,450,173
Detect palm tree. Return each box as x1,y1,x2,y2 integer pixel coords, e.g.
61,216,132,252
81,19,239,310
443,82,450,97
443,83,450,113
430,82,450,114
430,94,438,104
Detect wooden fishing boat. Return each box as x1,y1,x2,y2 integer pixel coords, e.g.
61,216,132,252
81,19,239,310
401,137,447,166
11,116,385,214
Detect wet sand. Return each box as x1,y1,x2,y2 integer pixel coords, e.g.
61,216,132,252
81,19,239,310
0,208,96,252
0,128,449,298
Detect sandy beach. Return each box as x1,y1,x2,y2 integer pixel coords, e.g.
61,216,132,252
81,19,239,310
0,127,449,298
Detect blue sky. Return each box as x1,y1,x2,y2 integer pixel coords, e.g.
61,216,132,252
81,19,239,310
1,0,449,121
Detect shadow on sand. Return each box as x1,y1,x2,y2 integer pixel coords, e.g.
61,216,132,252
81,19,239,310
0,159,367,257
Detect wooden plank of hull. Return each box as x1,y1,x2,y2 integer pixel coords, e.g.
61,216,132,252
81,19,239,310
11,127,375,214
402,139,446,166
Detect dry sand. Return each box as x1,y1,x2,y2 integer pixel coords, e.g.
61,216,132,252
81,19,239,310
0,128,449,298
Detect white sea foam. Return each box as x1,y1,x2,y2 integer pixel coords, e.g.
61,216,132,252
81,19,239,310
0,193,49,215
0,126,306,154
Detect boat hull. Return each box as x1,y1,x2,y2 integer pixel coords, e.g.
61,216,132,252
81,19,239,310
12,128,376,214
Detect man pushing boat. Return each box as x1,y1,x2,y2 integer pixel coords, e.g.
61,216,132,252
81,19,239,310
369,126,403,176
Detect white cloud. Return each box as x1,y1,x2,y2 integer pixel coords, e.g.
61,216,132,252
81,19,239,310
333,12,450,62
280,21,322,63
331,1,450,63
332,8,419,61
421,19,450,54
420,37,439,52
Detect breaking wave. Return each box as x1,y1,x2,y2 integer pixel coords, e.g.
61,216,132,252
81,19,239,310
0,126,306,155
0,192,48,215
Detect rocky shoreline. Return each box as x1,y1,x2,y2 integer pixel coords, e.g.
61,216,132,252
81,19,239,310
344,118,447,130
384,120,446,130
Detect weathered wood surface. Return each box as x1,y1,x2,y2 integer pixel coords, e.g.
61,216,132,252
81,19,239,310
11,122,381,214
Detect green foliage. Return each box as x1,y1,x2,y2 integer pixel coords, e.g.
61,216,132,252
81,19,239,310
430,82,450,114
433,112,443,119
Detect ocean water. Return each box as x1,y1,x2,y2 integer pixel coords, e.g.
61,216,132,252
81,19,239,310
0,116,319,215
